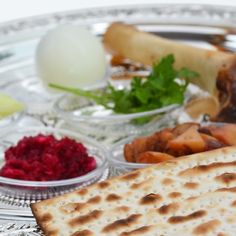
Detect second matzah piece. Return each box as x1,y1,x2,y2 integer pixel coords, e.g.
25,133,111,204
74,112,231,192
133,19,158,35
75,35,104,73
31,146,236,236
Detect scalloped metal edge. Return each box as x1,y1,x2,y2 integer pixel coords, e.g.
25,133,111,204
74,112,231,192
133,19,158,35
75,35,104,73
0,3,236,235
0,4,235,41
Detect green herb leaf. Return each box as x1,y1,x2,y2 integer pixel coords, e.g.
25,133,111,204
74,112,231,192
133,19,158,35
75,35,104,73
178,67,199,79
50,54,199,119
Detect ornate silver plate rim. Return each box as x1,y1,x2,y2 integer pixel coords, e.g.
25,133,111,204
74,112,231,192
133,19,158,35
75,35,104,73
0,3,236,235
0,168,109,208
0,3,236,41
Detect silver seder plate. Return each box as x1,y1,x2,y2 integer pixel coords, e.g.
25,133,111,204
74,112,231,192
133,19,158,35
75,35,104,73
0,3,236,235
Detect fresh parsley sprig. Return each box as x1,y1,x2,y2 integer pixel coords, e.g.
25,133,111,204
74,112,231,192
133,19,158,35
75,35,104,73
50,54,199,115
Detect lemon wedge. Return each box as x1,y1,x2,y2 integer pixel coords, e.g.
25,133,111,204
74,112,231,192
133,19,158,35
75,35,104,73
0,94,24,118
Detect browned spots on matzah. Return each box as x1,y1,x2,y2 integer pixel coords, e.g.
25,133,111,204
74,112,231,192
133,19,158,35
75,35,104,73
115,206,130,212
68,210,103,227
102,214,142,233
31,147,236,236
179,161,236,176
131,178,152,190
184,182,199,189
139,193,162,205
77,189,88,196
39,213,53,223
217,233,227,236
168,210,206,224
46,230,58,236
217,187,236,193
60,202,85,213
162,178,174,185
119,226,152,236
121,171,140,181
60,196,101,214
98,181,110,189
193,219,221,235
71,230,93,236
158,203,179,215
215,173,236,184
106,193,122,201
187,196,198,201
168,192,182,198
231,200,236,206
87,196,101,204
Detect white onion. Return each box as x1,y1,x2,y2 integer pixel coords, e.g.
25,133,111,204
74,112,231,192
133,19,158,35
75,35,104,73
36,24,106,89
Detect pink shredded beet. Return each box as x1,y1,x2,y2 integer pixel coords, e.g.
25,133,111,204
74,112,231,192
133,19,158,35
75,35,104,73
0,134,96,181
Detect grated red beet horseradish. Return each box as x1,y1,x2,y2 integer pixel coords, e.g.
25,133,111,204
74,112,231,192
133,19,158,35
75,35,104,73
0,134,96,181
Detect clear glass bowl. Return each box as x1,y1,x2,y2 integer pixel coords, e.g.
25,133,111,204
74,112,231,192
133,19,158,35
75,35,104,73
54,92,179,141
109,121,231,175
0,111,23,130
0,126,108,200
109,136,151,176
1,77,61,115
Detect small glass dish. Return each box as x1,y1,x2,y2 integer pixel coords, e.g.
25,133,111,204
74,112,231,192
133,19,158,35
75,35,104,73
54,93,179,141
1,77,61,116
109,121,232,175
0,111,23,130
109,136,151,176
0,126,108,200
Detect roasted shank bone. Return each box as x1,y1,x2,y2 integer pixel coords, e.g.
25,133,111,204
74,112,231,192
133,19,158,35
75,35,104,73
215,60,236,122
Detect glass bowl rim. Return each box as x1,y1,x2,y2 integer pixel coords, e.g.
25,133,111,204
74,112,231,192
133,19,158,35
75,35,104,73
109,135,152,169
108,121,229,169
0,110,24,128
0,126,108,187
53,93,180,122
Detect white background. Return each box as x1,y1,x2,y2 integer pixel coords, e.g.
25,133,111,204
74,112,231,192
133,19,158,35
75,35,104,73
0,0,235,23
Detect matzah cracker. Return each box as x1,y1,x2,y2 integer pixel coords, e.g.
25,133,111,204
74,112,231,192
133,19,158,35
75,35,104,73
31,146,236,236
